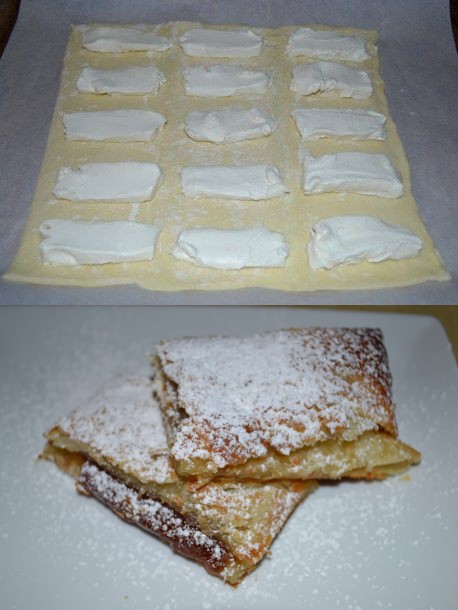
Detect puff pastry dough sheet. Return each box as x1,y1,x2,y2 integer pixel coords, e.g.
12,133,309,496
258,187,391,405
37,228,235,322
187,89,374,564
4,21,449,291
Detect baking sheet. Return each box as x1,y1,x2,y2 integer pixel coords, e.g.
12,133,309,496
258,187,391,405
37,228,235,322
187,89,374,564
1,306,457,609
0,0,457,303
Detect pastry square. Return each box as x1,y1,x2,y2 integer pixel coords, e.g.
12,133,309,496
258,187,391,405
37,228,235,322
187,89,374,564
154,327,421,479
42,375,316,585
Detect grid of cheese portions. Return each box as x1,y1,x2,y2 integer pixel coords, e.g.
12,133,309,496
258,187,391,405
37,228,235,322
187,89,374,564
54,24,412,271
8,21,446,291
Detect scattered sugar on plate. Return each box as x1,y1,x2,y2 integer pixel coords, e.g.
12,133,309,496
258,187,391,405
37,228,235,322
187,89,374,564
1,310,457,609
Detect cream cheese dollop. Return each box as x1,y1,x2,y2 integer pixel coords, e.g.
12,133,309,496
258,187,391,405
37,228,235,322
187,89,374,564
290,61,372,99
62,109,166,142
52,162,163,202
181,165,288,200
40,220,161,266
184,64,271,97
291,108,386,141
179,28,263,58
81,26,172,53
287,28,369,62
77,66,166,95
184,108,278,143
302,151,403,198
172,227,289,269
307,216,423,269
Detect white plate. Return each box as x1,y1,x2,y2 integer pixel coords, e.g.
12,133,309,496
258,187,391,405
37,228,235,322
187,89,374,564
0,307,457,610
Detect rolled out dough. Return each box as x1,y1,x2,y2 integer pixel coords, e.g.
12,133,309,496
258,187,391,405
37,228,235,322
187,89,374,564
4,21,449,292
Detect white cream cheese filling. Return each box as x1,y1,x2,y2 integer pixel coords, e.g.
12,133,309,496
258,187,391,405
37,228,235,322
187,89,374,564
52,162,163,202
62,109,167,142
172,227,289,269
179,28,263,58
81,26,172,53
184,108,278,143
290,61,372,99
40,220,161,266
291,108,386,141
307,216,423,270
181,165,288,200
183,64,271,97
77,66,166,95
287,28,369,62
303,152,403,198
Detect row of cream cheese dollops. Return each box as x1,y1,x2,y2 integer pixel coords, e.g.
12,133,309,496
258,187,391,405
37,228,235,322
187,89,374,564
61,107,388,144
75,61,373,99
38,217,422,271
80,25,370,61
51,155,403,202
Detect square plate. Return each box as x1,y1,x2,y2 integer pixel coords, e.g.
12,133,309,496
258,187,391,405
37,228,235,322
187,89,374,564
0,307,457,609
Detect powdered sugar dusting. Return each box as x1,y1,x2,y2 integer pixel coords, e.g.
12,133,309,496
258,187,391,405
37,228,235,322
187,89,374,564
157,328,395,469
53,376,176,484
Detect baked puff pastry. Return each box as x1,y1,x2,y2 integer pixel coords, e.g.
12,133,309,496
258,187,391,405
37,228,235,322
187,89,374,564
42,375,315,585
154,328,420,480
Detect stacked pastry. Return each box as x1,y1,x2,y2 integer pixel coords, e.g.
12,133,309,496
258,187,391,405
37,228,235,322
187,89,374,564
43,327,420,585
